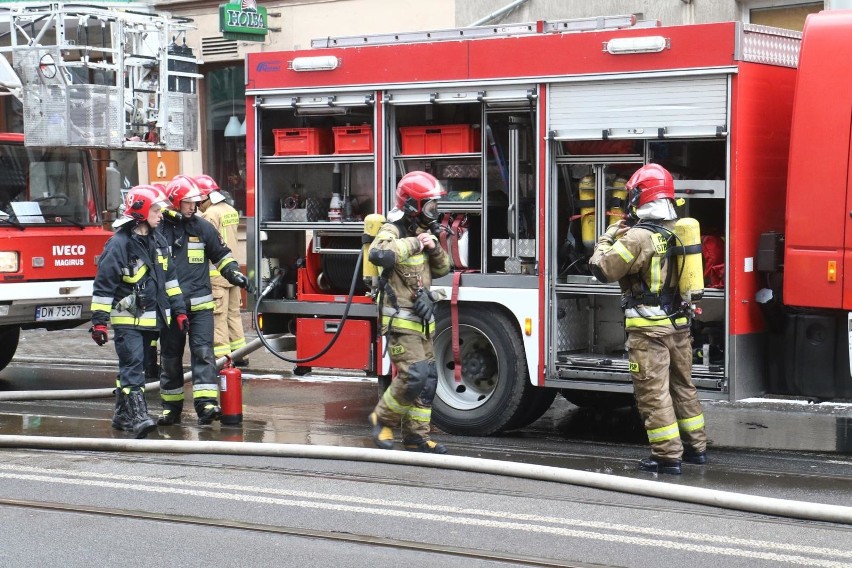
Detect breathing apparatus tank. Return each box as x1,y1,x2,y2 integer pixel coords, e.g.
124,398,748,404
673,217,704,302
362,213,387,293
608,177,627,226
579,175,596,249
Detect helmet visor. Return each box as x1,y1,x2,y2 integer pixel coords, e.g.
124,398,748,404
421,198,439,220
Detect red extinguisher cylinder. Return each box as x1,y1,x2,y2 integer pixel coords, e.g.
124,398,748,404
219,357,243,425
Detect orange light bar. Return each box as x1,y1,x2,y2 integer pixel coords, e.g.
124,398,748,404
828,260,837,282
524,317,532,336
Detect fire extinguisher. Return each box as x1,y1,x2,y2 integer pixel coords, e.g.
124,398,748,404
218,356,243,425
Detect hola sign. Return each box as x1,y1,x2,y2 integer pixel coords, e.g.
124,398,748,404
147,151,180,185
219,0,268,41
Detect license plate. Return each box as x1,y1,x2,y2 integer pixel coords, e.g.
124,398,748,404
35,304,83,322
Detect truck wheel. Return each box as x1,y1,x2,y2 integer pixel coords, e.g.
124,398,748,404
505,388,557,431
0,326,20,372
560,389,634,410
431,304,530,436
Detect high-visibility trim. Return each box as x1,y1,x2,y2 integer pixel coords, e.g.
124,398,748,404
647,422,680,443
187,248,205,264
91,302,112,312
230,338,247,350
381,315,434,334
166,285,182,297
382,388,410,415
217,257,238,270
122,263,148,284
92,295,114,306
399,253,425,266
210,268,221,277
166,279,180,290
678,413,705,432
625,316,687,328
160,392,184,402
650,256,662,293
214,344,230,356
612,240,634,263
408,407,432,422
192,388,219,399
191,302,215,311
376,230,398,240
111,316,158,327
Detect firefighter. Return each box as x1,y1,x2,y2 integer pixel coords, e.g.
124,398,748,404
194,174,250,366
90,185,187,439
367,171,451,454
156,175,254,426
588,163,707,475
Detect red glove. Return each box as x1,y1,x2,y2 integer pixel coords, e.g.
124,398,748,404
90,324,108,346
176,313,190,333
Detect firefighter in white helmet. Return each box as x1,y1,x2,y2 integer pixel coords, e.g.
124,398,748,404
588,163,707,475
367,171,451,454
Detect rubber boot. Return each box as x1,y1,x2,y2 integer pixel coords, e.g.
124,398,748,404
638,456,682,475
403,437,448,454
125,390,156,439
683,447,708,465
196,402,222,425
157,404,183,426
111,388,131,431
368,412,394,450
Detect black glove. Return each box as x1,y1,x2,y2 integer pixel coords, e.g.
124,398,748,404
222,265,253,293
412,288,436,322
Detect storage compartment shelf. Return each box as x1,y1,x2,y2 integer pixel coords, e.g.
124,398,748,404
393,152,481,161
260,154,373,164
261,221,365,232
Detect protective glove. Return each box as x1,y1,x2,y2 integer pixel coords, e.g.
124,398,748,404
176,313,190,334
412,288,437,322
222,265,254,293
600,221,628,245
89,324,108,346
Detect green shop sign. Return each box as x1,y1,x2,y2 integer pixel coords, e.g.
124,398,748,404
219,0,268,42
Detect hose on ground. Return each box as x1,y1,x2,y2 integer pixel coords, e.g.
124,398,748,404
0,336,283,401
0,435,849,525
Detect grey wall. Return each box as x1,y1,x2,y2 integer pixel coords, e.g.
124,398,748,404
456,0,740,27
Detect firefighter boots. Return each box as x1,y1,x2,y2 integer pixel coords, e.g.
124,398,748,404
683,447,708,465
157,404,183,426
111,388,131,431
638,456,682,475
369,412,394,450
197,403,222,425
125,389,156,439
403,437,448,454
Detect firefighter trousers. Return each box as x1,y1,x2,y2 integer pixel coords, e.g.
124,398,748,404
627,328,707,461
159,309,218,414
373,332,438,442
114,328,159,390
212,284,246,358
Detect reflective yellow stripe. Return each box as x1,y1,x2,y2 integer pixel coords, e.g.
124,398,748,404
230,338,247,350
400,253,425,266
166,286,182,297
111,316,158,327
91,302,112,312
217,257,237,270
625,316,688,328
214,344,230,357
161,393,184,402
647,422,680,443
381,315,435,334
678,413,705,432
122,264,148,284
191,301,215,311
210,268,221,277
612,241,634,263
382,388,410,415
650,255,662,293
192,389,219,399
408,407,431,422
187,249,205,264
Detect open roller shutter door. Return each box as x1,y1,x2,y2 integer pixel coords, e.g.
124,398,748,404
385,86,535,106
550,75,728,140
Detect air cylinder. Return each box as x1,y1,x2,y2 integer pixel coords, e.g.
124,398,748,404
674,217,704,302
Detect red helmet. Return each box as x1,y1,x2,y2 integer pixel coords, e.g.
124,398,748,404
626,164,675,209
395,171,446,220
165,174,203,210
193,174,220,198
123,185,167,222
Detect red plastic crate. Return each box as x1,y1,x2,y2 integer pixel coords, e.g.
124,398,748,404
273,128,333,155
399,124,481,155
333,126,373,154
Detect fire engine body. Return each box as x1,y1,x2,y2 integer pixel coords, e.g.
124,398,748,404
245,12,849,436
0,3,200,373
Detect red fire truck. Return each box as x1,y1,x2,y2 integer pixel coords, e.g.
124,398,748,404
0,3,199,373
244,11,852,435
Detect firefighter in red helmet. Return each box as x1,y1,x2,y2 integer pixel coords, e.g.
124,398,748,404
90,185,187,438
368,171,451,453
589,163,707,474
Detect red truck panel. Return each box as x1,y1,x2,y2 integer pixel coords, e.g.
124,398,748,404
296,318,372,370
0,227,106,282
784,10,852,309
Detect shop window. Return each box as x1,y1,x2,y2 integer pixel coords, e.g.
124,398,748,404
205,65,246,215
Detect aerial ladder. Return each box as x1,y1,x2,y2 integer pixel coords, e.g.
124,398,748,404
0,2,200,151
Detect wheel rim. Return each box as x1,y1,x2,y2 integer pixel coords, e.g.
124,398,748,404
434,323,499,411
